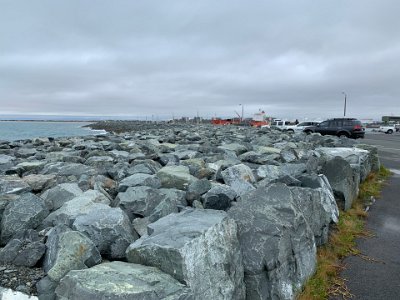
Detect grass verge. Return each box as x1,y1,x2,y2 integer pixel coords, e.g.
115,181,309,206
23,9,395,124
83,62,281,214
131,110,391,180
298,166,391,300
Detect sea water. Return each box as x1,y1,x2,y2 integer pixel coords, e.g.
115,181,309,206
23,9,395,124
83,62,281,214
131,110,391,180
0,121,106,141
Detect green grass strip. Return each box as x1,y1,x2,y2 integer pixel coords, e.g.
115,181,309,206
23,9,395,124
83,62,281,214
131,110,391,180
298,166,391,300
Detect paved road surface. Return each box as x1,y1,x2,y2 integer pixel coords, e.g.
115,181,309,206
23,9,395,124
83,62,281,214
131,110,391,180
335,132,400,299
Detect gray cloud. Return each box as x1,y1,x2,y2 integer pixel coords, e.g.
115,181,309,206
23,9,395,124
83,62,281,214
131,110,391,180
1,0,399,120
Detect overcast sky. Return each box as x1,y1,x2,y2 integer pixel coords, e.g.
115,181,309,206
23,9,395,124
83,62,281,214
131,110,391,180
1,1,399,120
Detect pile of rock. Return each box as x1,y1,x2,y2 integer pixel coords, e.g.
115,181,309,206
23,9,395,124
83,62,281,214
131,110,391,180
0,124,379,299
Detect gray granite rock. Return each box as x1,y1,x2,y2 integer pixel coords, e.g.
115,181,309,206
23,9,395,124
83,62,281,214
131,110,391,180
221,163,256,196
321,156,359,211
126,209,245,300
201,184,236,210
0,175,31,195
85,156,114,168
0,154,15,164
16,148,37,158
290,174,339,245
218,143,248,155
72,207,138,259
132,217,151,237
22,174,56,193
55,262,193,300
118,173,161,192
1,193,49,245
44,226,102,282
41,162,97,177
36,276,58,300
186,179,212,204
257,163,307,186
114,186,165,220
0,229,45,267
228,184,316,300
14,161,46,174
157,165,198,190
356,144,380,173
42,190,110,227
40,183,83,211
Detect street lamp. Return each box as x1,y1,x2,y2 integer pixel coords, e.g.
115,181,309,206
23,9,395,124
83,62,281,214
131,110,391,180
239,104,244,122
342,92,347,117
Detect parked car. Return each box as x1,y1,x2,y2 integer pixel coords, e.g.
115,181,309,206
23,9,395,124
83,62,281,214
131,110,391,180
378,124,399,134
303,118,365,139
285,121,320,133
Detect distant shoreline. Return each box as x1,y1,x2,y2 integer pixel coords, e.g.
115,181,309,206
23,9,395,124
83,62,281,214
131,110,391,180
0,120,93,123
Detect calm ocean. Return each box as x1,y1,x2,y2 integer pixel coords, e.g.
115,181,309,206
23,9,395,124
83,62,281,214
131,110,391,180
0,121,106,141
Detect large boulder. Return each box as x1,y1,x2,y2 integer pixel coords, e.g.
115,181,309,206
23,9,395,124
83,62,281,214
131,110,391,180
55,262,193,300
221,163,256,196
85,156,114,169
1,193,49,245
41,162,97,177
113,186,165,219
316,147,371,182
186,179,212,204
201,184,237,210
15,148,37,158
22,174,56,193
44,226,102,282
157,165,198,190
0,154,15,165
72,207,138,259
256,163,306,186
238,151,274,165
14,161,46,174
126,209,245,300
356,144,380,173
290,174,339,245
118,173,161,192
40,183,83,211
320,156,359,210
148,188,187,223
218,143,248,155
42,190,110,227
0,229,45,267
0,175,31,195
228,184,316,300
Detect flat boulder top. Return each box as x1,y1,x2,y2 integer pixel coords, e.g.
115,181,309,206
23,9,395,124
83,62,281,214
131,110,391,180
143,209,229,248
316,147,369,158
55,261,191,299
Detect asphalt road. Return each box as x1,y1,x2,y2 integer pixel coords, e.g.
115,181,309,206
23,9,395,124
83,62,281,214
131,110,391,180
335,132,400,300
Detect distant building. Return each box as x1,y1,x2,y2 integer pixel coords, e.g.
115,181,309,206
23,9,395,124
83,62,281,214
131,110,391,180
382,116,400,123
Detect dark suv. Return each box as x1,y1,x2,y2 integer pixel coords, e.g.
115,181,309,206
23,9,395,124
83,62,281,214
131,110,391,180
303,118,365,139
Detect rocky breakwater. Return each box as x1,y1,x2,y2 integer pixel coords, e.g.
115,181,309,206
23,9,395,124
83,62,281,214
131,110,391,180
0,124,379,300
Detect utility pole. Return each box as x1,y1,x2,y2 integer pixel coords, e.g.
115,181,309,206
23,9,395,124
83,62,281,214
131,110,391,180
342,92,347,117
239,104,244,122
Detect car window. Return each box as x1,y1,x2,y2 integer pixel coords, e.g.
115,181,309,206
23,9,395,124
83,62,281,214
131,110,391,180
331,120,342,127
298,122,308,126
343,120,354,126
319,121,329,127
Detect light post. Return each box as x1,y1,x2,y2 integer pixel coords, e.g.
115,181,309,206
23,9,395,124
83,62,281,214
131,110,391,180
239,104,244,122
342,92,347,117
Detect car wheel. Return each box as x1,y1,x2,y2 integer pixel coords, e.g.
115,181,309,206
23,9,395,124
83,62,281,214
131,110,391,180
338,132,349,138
304,130,312,135
388,129,393,134
287,129,294,133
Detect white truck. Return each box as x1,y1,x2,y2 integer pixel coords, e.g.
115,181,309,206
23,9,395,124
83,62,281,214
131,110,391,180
378,124,398,134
